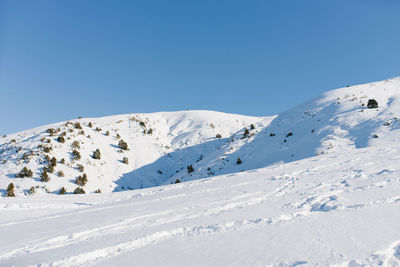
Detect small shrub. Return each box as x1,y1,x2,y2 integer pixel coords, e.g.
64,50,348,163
6,183,15,197
40,168,50,182
373,134,379,138
57,136,65,143
77,164,84,172
43,146,52,153
75,173,88,186
105,130,110,136
72,150,81,160
270,133,275,137
147,128,153,135
50,157,57,167
116,134,121,139
118,140,128,150
16,167,33,178
139,121,146,127
92,149,101,159
59,187,67,195
73,122,82,129
122,157,129,164
187,165,194,173
72,141,80,149
250,124,255,130
46,128,56,135
95,127,102,132
74,187,85,194
88,122,93,128
367,99,378,109
57,170,64,177
236,158,242,165
95,189,101,193
60,158,65,164
286,132,293,137
243,128,250,137
216,134,222,138
174,179,181,184
47,164,54,173
28,186,35,195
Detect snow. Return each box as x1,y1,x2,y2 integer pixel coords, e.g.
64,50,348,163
0,77,400,266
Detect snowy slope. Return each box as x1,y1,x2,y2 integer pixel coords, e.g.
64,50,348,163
1,76,400,266
0,111,265,194
3,77,400,195
0,144,399,266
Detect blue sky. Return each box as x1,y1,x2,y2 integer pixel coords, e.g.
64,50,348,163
1,0,400,134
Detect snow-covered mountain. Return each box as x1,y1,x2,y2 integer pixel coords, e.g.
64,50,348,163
2,77,400,196
1,77,400,266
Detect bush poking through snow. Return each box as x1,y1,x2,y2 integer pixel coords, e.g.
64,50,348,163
28,186,35,195
73,122,82,129
270,133,276,137
118,140,128,150
60,158,65,164
95,189,101,193
75,173,88,186
73,187,85,194
88,122,93,128
72,150,81,160
57,170,64,177
16,167,33,178
147,128,153,135
50,157,57,167
92,149,101,159
187,165,194,173
236,158,242,165
105,130,110,136
72,141,80,149
243,128,250,137
95,127,102,132
6,183,15,197
367,99,378,108
57,136,65,143
250,124,255,130
77,164,84,172
286,132,293,137
216,134,222,138
40,168,50,182
175,179,181,184
122,157,129,164
59,187,67,195
139,121,146,127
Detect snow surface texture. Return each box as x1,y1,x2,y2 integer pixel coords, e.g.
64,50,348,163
0,77,400,266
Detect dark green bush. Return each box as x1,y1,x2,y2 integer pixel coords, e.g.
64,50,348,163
59,187,67,195
187,165,194,173
92,149,101,159
367,99,378,108
216,134,222,138
16,167,33,178
118,140,128,150
74,187,85,194
72,150,81,160
75,173,88,186
40,167,50,182
57,136,65,143
174,179,181,184
236,158,242,165
122,157,129,164
6,183,15,197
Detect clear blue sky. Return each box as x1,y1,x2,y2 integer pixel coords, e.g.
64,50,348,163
1,0,400,134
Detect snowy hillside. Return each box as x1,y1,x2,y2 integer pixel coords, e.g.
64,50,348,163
0,140,399,266
2,77,400,195
1,77,400,266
